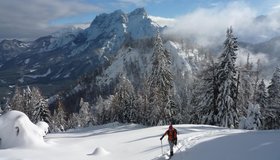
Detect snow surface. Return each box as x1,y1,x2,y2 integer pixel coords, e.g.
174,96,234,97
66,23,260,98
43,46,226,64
0,111,46,149
1,115,280,160
36,121,49,136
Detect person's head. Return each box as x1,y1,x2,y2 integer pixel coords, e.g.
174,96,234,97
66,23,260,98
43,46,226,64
169,124,173,130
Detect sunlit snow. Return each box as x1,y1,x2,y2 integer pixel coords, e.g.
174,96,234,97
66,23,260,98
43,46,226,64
1,110,279,160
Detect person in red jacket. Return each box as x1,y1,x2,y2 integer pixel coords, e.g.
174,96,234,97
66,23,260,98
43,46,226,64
160,124,177,157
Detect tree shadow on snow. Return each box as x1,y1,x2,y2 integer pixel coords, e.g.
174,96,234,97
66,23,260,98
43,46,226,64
46,124,146,139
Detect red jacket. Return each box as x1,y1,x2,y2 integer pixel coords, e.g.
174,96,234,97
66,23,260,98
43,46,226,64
163,128,177,141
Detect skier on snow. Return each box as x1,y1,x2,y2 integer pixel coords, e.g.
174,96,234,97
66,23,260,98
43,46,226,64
160,124,178,157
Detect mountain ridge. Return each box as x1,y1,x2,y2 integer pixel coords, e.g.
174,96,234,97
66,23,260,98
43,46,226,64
0,8,278,99
0,8,161,97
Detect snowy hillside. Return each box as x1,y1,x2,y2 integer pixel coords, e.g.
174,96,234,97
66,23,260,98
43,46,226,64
0,8,161,97
1,111,279,160
96,40,201,86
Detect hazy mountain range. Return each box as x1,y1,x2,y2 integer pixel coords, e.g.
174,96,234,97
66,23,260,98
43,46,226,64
0,8,278,97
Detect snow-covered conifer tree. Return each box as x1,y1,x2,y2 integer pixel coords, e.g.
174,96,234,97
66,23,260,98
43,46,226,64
267,66,280,108
78,98,93,127
193,58,218,125
255,79,268,109
33,98,51,124
239,102,261,130
11,87,24,112
11,86,51,124
136,76,150,125
51,99,67,132
111,75,137,123
147,33,174,125
264,66,280,129
95,95,113,124
216,27,239,128
66,113,80,129
237,71,254,116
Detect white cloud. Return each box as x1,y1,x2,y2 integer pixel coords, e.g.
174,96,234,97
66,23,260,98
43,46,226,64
73,23,91,30
149,16,175,27
164,2,280,46
0,0,101,40
273,4,280,9
237,48,269,67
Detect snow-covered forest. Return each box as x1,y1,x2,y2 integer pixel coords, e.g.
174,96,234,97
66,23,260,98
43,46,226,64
1,27,279,132
1,1,280,159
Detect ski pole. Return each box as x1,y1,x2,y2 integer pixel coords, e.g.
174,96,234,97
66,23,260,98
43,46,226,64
161,140,163,155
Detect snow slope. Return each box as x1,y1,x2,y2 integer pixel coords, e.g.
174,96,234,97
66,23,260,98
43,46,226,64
0,111,46,149
0,119,279,160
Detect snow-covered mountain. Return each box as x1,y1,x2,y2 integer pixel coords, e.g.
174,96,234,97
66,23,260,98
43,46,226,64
0,8,278,98
0,8,161,97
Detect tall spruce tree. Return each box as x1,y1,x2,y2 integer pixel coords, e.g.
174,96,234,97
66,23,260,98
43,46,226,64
147,33,174,125
267,67,280,108
111,75,137,123
265,66,280,129
255,79,268,109
195,58,219,125
33,98,51,124
237,53,259,118
216,27,239,128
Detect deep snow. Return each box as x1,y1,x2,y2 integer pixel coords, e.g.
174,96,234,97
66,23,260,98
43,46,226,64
0,111,46,149
0,111,280,160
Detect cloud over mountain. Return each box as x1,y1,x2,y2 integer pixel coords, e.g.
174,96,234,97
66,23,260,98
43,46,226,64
164,2,280,46
0,0,101,40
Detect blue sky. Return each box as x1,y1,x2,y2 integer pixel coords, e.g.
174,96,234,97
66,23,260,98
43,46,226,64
51,0,280,25
0,0,280,40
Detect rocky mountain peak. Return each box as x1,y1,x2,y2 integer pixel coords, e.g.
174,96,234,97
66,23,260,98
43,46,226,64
128,7,147,17
85,8,159,41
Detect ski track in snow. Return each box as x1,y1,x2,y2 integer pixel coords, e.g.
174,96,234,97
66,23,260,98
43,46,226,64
153,129,244,160
2,121,279,160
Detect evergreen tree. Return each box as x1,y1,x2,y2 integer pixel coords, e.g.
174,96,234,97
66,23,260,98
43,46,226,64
95,95,113,124
33,98,51,124
267,66,280,108
255,79,268,109
237,53,260,118
193,58,218,125
168,91,182,124
78,98,94,127
10,86,51,124
147,33,174,125
23,86,38,119
1,98,11,114
111,75,137,123
51,99,67,132
239,102,262,130
10,87,24,112
137,76,150,125
264,66,280,129
216,27,239,128
237,69,254,117
66,113,80,129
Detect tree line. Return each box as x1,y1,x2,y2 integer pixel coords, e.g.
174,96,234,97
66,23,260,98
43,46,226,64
1,27,280,132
